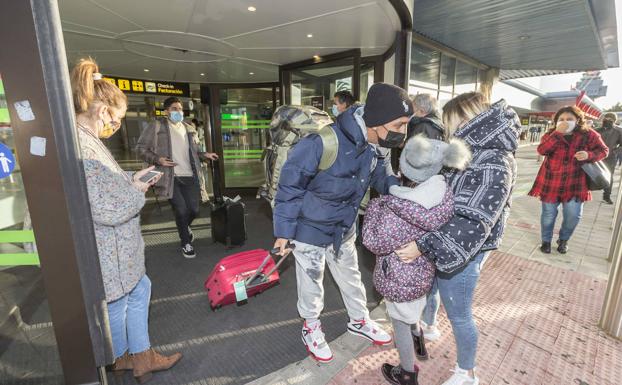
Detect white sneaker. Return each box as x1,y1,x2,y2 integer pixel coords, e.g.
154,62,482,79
347,319,392,345
421,322,442,341
301,321,333,363
442,364,479,385
182,243,196,259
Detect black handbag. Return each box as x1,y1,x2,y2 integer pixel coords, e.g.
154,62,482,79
581,161,611,191
580,133,612,191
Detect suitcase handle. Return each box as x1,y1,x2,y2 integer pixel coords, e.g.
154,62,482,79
245,243,296,289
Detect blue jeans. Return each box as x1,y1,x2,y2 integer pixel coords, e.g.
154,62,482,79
423,251,489,370
107,275,152,359
540,199,584,243
421,278,439,327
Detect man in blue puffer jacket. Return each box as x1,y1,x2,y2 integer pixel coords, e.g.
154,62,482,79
273,83,414,363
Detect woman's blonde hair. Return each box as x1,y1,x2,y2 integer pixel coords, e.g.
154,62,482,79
442,92,490,135
70,57,127,114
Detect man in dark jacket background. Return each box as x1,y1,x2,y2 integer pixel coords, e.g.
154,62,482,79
408,93,445,141
273,83,413,363
597,112,622,204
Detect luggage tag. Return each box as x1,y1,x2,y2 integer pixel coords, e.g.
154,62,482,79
233,280,248,302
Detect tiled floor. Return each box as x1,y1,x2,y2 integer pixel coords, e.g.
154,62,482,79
328,252,621,385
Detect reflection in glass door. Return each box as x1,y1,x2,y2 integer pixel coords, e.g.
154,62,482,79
219,87,275,188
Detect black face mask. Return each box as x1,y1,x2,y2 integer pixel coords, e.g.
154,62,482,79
378,128,406,148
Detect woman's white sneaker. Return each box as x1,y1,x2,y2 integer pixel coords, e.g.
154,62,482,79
347,319,392,345
301,321,333,363
421,322,441,341
442,364,479,385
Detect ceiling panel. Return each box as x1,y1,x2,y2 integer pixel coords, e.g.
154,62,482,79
58,0,399,83
413,0,613,71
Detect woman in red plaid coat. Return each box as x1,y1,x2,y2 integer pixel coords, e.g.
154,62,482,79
529,106,608,254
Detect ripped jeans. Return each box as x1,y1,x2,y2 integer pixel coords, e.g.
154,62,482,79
292,228,369,321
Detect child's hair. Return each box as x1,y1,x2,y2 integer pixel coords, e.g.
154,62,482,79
70,57,127,114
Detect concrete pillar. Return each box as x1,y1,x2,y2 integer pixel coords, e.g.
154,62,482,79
600,177,622,339
479,68,500,102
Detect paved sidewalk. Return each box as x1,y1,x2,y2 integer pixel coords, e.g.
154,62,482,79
251,144,621,385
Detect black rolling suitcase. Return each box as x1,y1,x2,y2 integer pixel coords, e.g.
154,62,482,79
210,160,247,247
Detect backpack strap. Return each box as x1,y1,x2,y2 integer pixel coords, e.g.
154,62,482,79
317,125,338,171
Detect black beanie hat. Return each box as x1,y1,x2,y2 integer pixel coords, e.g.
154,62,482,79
363,83,414,127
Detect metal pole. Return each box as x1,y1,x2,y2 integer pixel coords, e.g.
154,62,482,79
0,1,110,383
600,174,622,339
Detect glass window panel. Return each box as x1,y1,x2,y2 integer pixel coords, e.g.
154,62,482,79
455,61,478,95
408,85,438,98
440,54,455,93
438,91,453,109
289,58,354,115
220,88,273,188
359,64,375,103
410,43,440,90
0,75,64,382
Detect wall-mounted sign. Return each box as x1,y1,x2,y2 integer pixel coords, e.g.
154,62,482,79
0,142,15,179
311,96,324,111
521,118,529,125
103,76,190,97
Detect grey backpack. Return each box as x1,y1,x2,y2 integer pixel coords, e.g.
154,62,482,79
259,105,339,206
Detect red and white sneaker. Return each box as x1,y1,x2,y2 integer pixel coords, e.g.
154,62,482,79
347,319,392,345
301,321,334,363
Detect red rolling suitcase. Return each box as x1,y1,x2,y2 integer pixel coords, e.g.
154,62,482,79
204,245,294,310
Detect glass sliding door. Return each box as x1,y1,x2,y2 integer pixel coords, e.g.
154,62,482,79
218,86,276,188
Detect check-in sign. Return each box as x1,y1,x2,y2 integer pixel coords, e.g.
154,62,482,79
103,76,190,97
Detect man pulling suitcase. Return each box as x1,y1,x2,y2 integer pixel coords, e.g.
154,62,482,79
272,83,414,362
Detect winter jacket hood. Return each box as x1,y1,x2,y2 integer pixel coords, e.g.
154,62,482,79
454,99,520,152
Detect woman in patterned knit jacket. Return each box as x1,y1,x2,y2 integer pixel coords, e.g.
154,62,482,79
397,93,521,385
362,135,471,385
71,58,181,383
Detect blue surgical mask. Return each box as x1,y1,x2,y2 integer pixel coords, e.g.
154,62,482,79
169,110,184,123
332,104,340,117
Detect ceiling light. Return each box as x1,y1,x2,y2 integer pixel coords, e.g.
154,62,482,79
200,73,205,76
144,69,150,72
313,55,320,60
519,35,530,40
248,6,256,12
307,34,313,38
249,72,254,75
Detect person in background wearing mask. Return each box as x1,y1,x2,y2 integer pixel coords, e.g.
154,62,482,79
332,90,356,117
597,112,622,204
408,93,445,141
137,97,218,259
72,58,181,382
529,106,608,254
272,83,413,363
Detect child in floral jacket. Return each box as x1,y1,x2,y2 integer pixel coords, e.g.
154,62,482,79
362,135,471,385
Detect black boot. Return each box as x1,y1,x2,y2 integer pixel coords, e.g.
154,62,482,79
381,364,419,385
412,328,428,360
540,241,551,254
557,239,568,254
604,197,614,204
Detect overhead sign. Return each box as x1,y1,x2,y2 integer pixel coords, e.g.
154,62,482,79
0,142,16,179
103,76,190,97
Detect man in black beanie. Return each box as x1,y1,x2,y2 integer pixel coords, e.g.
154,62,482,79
272,83,413,363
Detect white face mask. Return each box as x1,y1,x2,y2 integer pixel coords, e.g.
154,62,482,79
557,120,576,133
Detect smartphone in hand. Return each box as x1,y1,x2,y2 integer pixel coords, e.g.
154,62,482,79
139,170,163,184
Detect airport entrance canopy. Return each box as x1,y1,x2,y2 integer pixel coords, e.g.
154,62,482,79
414,0,619,79
58,0,404,83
